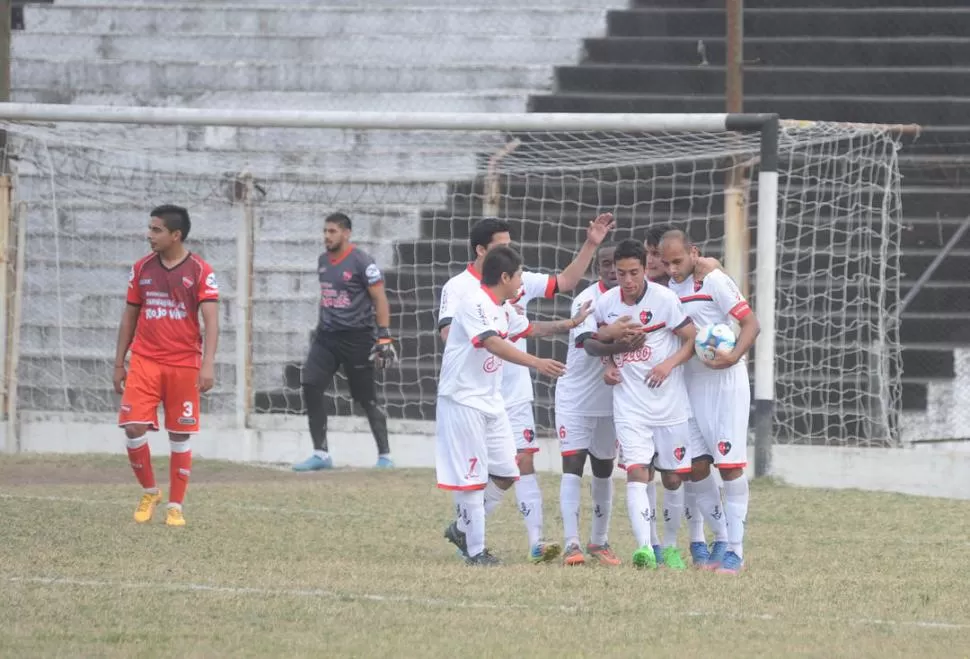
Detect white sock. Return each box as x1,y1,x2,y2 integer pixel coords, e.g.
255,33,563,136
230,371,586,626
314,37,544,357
694,472,728,542
560,473,582,547
662,484,685,548
626,481,652,549
313,449,329,460
170,439,191,454
684,481,707,543
723,474,749,558
454,490,485,557
589,475,613,546
646,481,660,546
515,474,544,546
483,480,505,517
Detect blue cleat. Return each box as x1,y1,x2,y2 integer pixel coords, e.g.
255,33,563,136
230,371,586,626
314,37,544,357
690,541,711,568
292,454,333,472
715,550,744,575
375,456,395,469
653,544,664,566
706,541,729,571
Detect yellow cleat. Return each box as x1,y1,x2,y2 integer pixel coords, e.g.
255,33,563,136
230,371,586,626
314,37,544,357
165,507,186,527
133,491,162,524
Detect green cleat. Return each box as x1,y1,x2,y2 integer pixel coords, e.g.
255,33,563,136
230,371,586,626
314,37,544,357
632,545,658,569
661,546,688,570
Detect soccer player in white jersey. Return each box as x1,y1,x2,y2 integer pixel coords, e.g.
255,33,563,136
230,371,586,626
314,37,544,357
555,244,646,566
593,238,697,570
436,245,593,565
437,214,614,563
661,229,761,575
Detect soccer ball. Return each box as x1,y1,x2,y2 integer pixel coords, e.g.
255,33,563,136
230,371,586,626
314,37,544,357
694,323,737,362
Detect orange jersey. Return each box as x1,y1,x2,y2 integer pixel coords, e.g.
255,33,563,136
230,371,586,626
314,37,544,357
126,252,219,368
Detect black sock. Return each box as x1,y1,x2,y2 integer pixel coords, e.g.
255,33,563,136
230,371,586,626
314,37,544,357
363,400,390,455
302,384,329,452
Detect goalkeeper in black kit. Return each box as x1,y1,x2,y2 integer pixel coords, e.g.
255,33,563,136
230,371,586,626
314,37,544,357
292,213,398,471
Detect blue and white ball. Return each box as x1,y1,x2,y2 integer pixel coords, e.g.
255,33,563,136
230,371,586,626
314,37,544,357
694,323,737,362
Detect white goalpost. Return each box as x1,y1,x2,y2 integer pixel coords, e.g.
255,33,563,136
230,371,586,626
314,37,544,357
0,103,910,475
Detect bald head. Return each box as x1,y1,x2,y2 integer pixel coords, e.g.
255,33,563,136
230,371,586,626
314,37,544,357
659,229,698,284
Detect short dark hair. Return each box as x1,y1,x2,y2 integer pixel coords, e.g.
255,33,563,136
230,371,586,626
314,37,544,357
150,204,191,241
325,212,352,231
660,228,691,249
644,224,672,248
469,218,512,253
481,245,522,286
613,238,647,266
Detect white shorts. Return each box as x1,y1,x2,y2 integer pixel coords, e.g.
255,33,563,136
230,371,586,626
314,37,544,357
555,412,616,460
506,401,539,453
614,417,691,474
435,397,519,491
687,365,750,468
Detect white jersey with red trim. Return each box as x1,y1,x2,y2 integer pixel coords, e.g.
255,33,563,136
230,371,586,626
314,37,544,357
554,280,612,417
438,286,531,416
667,269,752,378
593,281,691,427
437,264,557,407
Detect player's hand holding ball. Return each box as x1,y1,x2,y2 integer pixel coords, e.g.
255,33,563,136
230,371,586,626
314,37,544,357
695,323,738,370
536,358,566,379
370,327,398,369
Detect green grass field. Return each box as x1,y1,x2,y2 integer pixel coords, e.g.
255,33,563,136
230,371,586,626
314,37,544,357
2,454,969,658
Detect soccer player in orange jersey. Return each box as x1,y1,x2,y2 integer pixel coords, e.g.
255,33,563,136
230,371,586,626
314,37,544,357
113,205,220,527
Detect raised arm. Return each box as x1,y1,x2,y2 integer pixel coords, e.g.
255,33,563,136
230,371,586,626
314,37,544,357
554,212,615,293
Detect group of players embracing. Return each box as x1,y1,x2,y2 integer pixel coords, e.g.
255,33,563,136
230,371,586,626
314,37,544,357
435,215,759,574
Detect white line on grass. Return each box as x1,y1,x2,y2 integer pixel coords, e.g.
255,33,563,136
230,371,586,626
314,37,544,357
0,493,363,518
5,575,970,631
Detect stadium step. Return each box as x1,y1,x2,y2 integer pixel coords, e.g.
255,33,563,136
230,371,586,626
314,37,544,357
13,59,554,95
528,92,970,128
12,32,583,67
603,8,970,39
22,4,611,38
634,0,964,8
581,36,970,67
555,64,970,98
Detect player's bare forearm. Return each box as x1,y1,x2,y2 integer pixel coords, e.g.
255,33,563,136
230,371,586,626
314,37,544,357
583,337,629,357
528,318,579,338
671,323,698,367
731,313,760,361
368,283,392,329
482,335,540,369
555,239,597,293
114,304,140,367
200,301,219,368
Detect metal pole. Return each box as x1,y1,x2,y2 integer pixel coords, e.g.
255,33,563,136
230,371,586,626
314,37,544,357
0,0,10,166
234,173,255,430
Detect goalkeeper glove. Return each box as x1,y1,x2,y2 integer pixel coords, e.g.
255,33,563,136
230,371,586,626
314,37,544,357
370,328,398,369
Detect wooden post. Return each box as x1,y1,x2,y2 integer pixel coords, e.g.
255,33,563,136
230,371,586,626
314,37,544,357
724,0,750,297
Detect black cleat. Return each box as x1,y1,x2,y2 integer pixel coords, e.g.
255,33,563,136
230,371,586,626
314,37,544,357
465,549,501,566
444,521,469,558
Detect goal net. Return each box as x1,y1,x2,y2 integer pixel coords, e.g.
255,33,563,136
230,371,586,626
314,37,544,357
0,112,906,447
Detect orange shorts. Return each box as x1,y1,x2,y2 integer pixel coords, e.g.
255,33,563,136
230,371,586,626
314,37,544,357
118,353,201,433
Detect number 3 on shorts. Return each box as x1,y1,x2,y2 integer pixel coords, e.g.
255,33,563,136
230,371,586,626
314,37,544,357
182,401,193,419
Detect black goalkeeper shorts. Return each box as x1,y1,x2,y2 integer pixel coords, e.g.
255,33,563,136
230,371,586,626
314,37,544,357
300,330,377,403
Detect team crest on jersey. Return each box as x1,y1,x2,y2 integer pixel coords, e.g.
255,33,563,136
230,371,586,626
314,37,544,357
342,271,352,281
693,278,704,293
182,276,194,288
717,441,732,456
673,446,686,461
639,310,653,325
523,428,535,443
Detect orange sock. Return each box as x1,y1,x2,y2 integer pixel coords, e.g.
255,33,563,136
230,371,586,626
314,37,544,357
126,440,156,491
169,442,192,507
